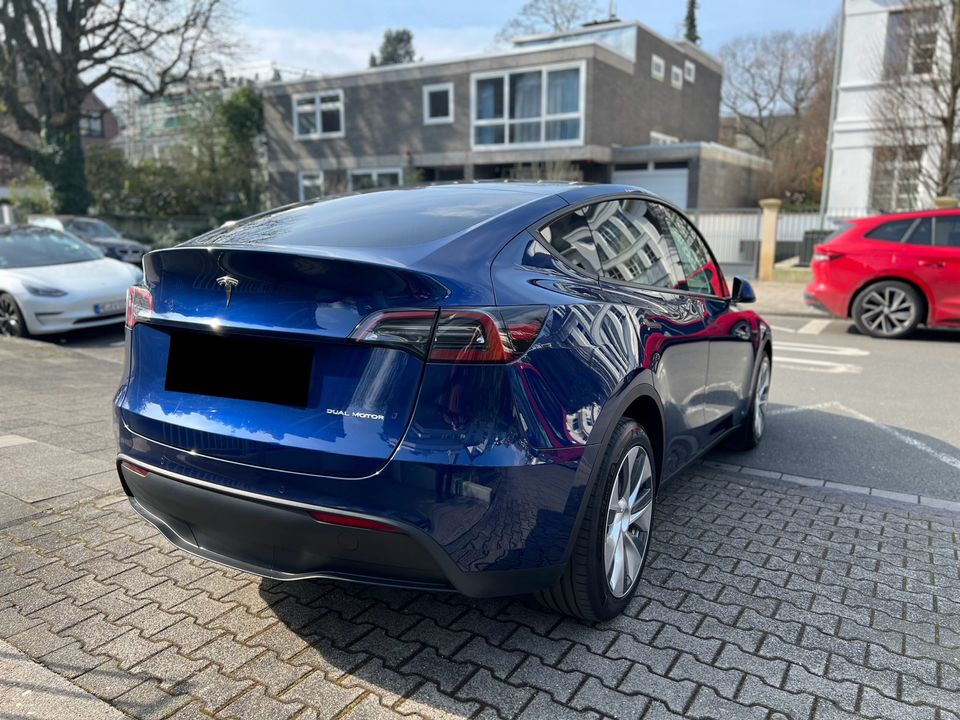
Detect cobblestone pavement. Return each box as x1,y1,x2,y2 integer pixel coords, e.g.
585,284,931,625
1,462,958,720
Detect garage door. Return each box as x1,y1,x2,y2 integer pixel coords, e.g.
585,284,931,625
612,168,689,209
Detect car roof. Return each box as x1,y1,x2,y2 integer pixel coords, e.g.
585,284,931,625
175,182,658,257
851,208,960,224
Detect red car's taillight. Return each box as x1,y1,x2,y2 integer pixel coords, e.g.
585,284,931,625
812,246,844,264
126,285,154,328
351,306,548,363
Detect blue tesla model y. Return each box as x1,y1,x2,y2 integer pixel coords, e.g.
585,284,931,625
115,183,771,621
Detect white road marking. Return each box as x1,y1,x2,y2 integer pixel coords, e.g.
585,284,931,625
776,341,869,357
774,356,862,374
798,319,832,335
770,325,797,334
835,404,960,473
767,401,843,417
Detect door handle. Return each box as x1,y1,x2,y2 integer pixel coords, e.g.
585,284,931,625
919,260,946,269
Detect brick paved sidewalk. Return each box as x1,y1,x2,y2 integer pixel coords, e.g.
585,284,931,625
2,465,958,720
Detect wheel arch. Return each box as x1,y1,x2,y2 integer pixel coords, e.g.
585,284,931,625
848,275,932,323
559,376,665,567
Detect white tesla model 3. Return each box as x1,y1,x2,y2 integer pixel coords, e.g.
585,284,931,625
0,225,143,337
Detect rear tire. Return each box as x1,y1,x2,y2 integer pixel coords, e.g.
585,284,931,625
852,280,922,339
727,353,770,451
0,293,28,338
536,418,655,622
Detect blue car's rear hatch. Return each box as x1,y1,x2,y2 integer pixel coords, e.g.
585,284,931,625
118,246,448,478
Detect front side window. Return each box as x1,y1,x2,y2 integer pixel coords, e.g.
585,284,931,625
472,64,582,148
585,199,684,290
423,83,453,124
935,216,960,247
539,209,601,276
658,205,726,296
348,168,402,191
299,171,324,201
870,146,922,211
294,90,344,138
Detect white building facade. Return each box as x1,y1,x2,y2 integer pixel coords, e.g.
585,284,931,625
823,0,957,217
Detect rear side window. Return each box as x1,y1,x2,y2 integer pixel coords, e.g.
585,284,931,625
539,209,602,276
935,216,960,247
905,218,932,245
865,219,914,241
584,199,684,289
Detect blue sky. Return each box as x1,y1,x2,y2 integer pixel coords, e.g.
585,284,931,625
236,0,840,76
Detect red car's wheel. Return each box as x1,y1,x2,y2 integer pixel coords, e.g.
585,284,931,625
852,280,923,339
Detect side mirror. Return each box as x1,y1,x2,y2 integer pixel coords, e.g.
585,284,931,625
731,276,756,304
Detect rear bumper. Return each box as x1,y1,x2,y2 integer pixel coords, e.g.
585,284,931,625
803,280,848,318
115,448,579,598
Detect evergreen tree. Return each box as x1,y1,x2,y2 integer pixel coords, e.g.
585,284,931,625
684,0,701,45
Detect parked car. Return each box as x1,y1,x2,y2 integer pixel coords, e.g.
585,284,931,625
115,184,771,621
28,215,147,265
0,226,143,337
805,209,960,338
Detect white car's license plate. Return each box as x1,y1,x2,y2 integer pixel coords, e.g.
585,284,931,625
94,301,125,315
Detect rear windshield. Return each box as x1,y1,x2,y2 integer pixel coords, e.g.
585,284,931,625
0,229,102,268
183,187,538,249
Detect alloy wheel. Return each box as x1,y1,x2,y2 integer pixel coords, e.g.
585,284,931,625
754,357,771,437
604,445,654,598
0,295,22,337
859,287,917,337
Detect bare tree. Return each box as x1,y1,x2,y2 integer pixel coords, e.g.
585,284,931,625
0,0,235,213
871,0,960,207
720,26,836,204
497,0,601,45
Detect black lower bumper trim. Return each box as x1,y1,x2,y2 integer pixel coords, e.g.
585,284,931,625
118,460,565,598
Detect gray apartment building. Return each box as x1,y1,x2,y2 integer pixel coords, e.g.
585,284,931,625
261,20,769,209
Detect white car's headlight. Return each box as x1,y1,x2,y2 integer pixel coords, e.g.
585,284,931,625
24,284,67,297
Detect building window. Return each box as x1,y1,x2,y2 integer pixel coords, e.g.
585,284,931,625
884,8,939,77
471,62,583,149
684,60,696,83
298,171,324,201
423,82,454,124
650,131,679,146
870,146,923,211
671,66,683,90
293,90,344,138
651,54,665,81
348,168,403,191
79,112,104,138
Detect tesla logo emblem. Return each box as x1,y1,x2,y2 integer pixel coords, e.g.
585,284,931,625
216,276,239,307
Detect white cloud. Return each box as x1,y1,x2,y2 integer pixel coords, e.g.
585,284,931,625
236,24,503,78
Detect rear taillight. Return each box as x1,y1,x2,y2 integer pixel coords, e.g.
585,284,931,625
351,306,547,363
812,246,844,263
126,285,153,328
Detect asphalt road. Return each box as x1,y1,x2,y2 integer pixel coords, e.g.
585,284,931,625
37,313,960,500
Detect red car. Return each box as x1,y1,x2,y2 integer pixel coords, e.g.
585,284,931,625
805,209,960,338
